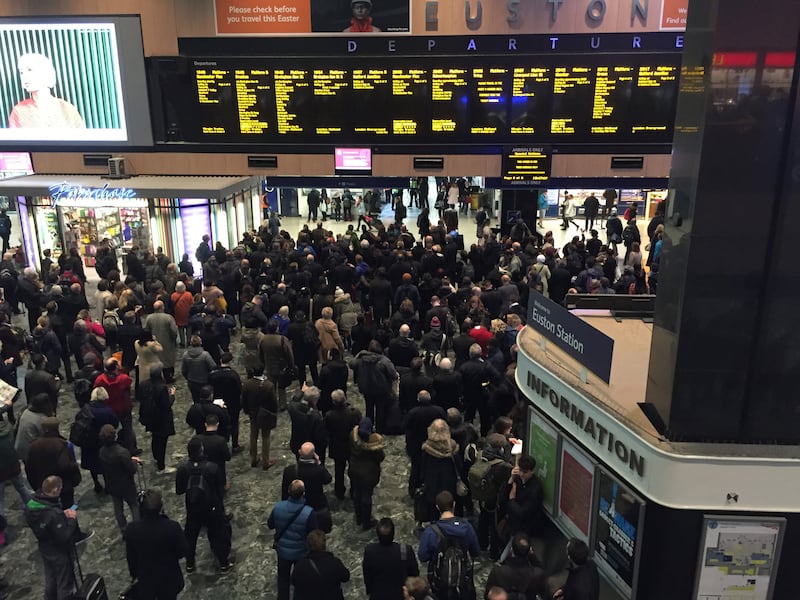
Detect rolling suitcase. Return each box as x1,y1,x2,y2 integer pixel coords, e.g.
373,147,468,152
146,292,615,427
74,546,109,600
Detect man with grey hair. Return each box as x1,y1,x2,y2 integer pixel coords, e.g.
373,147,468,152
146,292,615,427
459,343,501,435
144,300,178,383
19,266,44,331
324,388,361,499
288,383,328,464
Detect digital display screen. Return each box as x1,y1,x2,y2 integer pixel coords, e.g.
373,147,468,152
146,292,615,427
503,146,551,184
169,54,680,144
0,17,152,146
593,470,644,596
335,147,371,172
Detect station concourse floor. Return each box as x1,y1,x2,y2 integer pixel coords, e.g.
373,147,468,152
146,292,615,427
0,191,638,599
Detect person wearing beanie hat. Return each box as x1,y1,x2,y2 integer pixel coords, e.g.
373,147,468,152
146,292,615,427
344,0,381,33
26,417,82,509
430,316,441,329
349,416,384,530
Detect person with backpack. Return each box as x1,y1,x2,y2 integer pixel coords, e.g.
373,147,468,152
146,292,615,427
417,491,480,600
286,310,319,385
470,434,513,560
137,364,176,475
175,437,233,573
621,217,641,264
485,533,548,600
268,478,319,600
98,424,141,536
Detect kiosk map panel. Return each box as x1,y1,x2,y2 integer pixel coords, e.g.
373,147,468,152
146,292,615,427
188,54,680,144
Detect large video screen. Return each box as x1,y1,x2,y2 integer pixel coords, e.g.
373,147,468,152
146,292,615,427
159,53,680,145
0,17,152,146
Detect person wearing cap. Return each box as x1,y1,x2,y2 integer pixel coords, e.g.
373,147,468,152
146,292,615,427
25,417,81,509
529,254,551,298
348,416,384,530
343,0,381,33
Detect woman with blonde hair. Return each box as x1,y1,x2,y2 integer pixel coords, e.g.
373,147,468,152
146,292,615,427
412,418,465,525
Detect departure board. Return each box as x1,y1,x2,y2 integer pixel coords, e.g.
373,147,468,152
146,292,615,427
182,54,680,144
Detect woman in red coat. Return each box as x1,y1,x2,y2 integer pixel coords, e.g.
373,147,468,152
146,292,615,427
170,281,194,347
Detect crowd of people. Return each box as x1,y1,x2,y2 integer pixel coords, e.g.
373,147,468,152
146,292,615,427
0,197,632,600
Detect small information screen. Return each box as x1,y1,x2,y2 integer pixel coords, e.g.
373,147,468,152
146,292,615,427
502,146,551,184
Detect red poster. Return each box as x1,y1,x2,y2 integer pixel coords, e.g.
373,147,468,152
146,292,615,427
660,0,689,30
559,448,593,539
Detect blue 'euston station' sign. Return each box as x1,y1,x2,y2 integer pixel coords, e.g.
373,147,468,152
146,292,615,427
528,295,614,383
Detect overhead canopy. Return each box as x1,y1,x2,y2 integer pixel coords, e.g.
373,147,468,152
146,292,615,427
0,174,260,200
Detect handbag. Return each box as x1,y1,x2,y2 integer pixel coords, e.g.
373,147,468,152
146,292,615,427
451,455,468,497
278,337,297,387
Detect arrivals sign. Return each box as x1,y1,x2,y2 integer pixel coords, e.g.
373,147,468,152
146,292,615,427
528,295,614,383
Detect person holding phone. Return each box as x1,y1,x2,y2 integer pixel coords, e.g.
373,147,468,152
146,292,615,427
8,53,84,129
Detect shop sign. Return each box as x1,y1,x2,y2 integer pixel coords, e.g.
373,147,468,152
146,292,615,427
528,295,614,383
48,182,144,208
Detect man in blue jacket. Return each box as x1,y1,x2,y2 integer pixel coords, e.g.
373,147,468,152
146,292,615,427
418,491,480,600
268,479,319,600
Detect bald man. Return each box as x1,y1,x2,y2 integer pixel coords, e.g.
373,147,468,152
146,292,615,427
388,323,420,369
280,442,332,525
144,299,178,382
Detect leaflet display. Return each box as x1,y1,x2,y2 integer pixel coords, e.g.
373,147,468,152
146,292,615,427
592,470,645,598
557,439,595,543
181,54,680,144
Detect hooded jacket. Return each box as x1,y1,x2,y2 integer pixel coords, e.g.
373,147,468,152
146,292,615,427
25,493,79,557
94,370,133,417
351,350,398,398
348,427,385,487
181,345,216,385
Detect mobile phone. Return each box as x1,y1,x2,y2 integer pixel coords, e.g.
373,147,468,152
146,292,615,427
70,504,78,511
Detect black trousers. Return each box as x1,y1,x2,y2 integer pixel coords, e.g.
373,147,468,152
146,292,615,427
184,508,230,566
333,456,348,499
151,434,169,470
351,480,374,525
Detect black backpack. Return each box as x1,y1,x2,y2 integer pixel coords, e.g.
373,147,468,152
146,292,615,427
622,224,637,244
428,524,473,596
302,322,320,348
185,465,211,510
69,404,94,447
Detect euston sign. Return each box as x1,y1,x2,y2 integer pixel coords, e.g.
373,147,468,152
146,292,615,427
49,182,141,208
528,295,614,383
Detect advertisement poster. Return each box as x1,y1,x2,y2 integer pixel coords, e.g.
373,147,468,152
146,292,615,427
593,470,644,596
557,439,594,542
695,516,785,600
660,0,689,30
0,23,126,141
528,408,558,515
215,0,410,35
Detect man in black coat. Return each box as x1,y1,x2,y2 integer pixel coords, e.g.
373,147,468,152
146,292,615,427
25,353,60,414
387,324,420,370
323,390,362,500
125,490,188,600
459,344,501,436
208,352,243,452
185,386,231,440
362,518,420,600
398,357,433,415
431,358,463,412
288,385,328,463
451,321,474,370
175,437,233,573
554,538,600,600
317,348,349,414
192,414,232,490
403,390,444,498
291,530,350,600
499,454,545,540
485,533,548,600
281,442,333,531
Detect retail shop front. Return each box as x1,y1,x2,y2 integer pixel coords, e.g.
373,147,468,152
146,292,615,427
515,296,800,600
0,175,261,273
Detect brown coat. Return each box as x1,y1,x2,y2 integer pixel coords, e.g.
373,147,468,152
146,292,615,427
315,317,344,364
259,333,294,378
